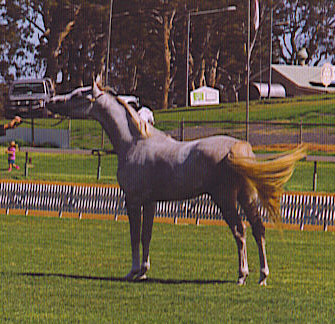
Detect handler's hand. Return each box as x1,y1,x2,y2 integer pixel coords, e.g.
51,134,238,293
10,116,22,128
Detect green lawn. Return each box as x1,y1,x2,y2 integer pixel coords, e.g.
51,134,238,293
0,149,117,184
1,151,335,192
1,214,334,323
1,94,335,190
4,94,335,147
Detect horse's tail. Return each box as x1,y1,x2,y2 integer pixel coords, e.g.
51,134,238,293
227,143,306,221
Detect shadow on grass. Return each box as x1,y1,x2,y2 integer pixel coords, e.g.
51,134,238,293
13,272,234,285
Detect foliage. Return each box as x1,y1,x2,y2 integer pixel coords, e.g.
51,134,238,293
1,1,335,107
274,0,335,65
1,215,335,323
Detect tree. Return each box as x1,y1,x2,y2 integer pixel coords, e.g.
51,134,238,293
2,0,335,108
273,0,335,65
0,0,42,81
1,0,109,91
38,1,110,92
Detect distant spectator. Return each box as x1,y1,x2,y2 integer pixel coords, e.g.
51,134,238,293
0,116,22,136
7,141,20,172
138,106,155,125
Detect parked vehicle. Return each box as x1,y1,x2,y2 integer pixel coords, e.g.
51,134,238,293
5,78,55,118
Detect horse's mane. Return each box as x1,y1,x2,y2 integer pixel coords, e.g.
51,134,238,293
116,97,151,138
98,83,151,139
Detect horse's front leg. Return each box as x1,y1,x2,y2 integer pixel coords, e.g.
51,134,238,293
124,204,142,281
138,202,156,279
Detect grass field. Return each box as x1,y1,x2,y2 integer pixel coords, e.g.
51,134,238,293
1,214,334,323
1,94,334,189
1,150,335,192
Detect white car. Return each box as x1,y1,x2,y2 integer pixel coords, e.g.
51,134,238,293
6,78,55,118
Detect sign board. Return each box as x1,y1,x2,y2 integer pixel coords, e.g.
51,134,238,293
190,86,219,106
321,63,335,87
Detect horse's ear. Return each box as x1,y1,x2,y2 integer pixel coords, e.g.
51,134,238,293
95,73,103,86
93,79,104,98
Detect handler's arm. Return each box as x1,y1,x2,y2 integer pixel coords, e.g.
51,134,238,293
4,116,22,130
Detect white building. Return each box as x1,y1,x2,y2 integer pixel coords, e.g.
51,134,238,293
190,86,220,106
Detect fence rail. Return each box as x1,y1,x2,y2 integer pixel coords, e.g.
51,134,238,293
1,181,334,231
157,119,335,146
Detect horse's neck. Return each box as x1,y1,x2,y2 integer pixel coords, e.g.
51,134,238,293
91,96,138,154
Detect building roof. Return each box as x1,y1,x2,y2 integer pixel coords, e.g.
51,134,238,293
271,64,335,94
191,86,219,93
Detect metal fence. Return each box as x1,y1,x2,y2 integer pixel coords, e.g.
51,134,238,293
1,181,334,231
156,119,335,147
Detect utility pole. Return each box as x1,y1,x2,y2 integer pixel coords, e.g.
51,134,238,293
246,0,250,142
268,6,273,99
105,0,114,86
185,6,236,107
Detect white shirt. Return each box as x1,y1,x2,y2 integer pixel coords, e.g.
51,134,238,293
138,107,155,125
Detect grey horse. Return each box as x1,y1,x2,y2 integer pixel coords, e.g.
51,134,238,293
49,80,305,285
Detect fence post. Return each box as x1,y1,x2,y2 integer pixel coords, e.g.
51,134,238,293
313,161,317,192
24,152,29,177
299,120,303,144
68,118,71,147
179,119,184,141
101,125,104,148
97,152,101,180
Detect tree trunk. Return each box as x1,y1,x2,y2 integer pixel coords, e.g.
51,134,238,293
162,10,175,109
199,58,206,87
208,48,220,88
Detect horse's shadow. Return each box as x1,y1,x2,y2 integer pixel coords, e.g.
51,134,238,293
15,272,234,285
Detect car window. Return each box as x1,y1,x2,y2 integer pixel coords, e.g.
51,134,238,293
45,81,50,95
11,83,45,95
45,80,53,94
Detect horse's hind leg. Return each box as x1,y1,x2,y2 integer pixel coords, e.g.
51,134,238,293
238,185,269,286
212,189,249,285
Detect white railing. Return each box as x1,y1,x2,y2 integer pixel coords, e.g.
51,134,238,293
1,181,334,231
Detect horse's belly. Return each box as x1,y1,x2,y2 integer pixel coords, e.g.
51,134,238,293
149,172,213,201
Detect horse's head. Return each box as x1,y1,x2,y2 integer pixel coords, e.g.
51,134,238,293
48,81,104,119
48,78,152,140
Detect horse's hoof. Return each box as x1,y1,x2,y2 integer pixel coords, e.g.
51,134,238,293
133,264,149,281
237,276,247,286
124,269,141,281
258,271,268,286
259,278,267,286
134,273,147,281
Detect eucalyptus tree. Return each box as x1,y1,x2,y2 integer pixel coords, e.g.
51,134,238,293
273,0,335,65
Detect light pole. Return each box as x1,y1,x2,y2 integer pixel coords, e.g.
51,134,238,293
185,6,237,107
246,0,251,141
105,0,114,86
268,6,273,99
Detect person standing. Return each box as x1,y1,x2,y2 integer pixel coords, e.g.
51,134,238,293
7,141,20,172
1,117,22,172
